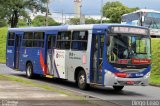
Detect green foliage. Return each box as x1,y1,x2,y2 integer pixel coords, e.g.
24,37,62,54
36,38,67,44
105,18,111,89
0,19,7,27
150,38,160,85
32,15,60,26
67,18,80,25
85,18,99,24
103,1,139,23
18,18,27,27
68,17,109,25
0,27,8,63
0,0,48,27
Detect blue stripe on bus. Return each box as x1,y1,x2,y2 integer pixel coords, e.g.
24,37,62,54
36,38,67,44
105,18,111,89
54,60,60,78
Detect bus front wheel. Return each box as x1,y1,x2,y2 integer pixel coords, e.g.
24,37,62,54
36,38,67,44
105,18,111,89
113,86,124,91
26,63,34,79
77,70,88,90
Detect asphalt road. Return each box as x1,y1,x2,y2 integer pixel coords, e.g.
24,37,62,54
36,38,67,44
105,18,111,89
0,64,160,106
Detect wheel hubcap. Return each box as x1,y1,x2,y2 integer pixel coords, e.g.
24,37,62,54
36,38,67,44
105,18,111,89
79,75,85,84
27,66,31,76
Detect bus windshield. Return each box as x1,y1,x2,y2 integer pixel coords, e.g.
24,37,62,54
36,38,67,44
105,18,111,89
144,12,160,29
107,34,151,68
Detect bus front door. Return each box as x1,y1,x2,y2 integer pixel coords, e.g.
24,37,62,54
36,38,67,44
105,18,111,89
47,35,56,75
14,34,22,69
91,34,104,84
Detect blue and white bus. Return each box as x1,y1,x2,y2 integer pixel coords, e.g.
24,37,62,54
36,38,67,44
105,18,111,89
6,24,151,91
122,9,160,37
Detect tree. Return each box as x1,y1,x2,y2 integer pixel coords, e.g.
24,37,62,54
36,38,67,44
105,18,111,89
18,18,27,27
0,19,7,27
32,15,60,26
67,18,80,25
67,17,110,25
103,1,139,23
85,18,99,24
0,0,48,28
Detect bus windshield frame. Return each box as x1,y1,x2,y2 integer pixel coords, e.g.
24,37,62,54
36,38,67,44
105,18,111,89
144,12,160,29
107,30,151,69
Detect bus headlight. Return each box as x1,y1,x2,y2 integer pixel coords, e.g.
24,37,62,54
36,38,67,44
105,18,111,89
105,70,116,77
145,72,150,79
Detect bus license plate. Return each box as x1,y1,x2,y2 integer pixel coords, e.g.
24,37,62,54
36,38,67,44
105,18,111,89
126,81,134,85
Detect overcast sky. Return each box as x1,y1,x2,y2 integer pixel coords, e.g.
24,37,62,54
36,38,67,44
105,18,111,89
49,0,160,15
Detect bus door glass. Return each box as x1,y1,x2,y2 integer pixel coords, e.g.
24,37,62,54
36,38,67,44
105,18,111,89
47,34,56,75
15,33,22,69
91,34,104,84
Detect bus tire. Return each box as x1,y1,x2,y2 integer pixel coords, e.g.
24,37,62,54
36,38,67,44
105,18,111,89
26,63,34,79
113,86,124,91
77,70,88,90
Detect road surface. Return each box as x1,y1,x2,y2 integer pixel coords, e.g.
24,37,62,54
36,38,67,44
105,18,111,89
0,64,160,106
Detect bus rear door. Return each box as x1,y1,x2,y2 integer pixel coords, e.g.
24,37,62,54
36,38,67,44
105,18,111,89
46,32,57,75
14,32,23,69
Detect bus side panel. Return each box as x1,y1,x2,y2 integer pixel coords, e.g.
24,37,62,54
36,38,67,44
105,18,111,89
18,47,25,71
66,30,92,83
6,47,15,69
19,48,45,75
54,49,66,79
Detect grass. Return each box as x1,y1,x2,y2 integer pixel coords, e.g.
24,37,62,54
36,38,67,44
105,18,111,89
0,27,160,85
150,38,160,85
0,27,7,63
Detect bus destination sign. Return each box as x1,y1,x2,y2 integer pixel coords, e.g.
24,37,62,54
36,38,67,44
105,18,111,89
111,27,149,35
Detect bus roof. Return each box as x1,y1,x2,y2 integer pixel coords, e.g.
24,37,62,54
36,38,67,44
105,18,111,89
8,24,148,32
123,9,160,16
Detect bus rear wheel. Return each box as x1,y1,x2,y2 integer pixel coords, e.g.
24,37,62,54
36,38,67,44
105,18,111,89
26,63,34,79
77,70,88,90
113,86,124,91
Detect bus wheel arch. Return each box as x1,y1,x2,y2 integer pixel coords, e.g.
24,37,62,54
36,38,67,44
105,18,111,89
26,61,34,79
74,67,88,90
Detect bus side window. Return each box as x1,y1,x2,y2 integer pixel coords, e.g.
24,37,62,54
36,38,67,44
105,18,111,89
23,32,34,47
8,32,15,46
22,32,44,48
71,31,88,51
34,32,45,48
56,31,71,50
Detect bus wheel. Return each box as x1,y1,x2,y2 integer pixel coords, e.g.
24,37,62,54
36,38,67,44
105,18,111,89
26,63,34,79
113,86,124,91
77,70,88,90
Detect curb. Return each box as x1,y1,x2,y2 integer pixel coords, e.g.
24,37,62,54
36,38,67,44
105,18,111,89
150,84,160,87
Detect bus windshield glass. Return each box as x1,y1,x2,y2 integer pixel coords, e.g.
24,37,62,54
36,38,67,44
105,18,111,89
144,12,160,29
107,33,151,68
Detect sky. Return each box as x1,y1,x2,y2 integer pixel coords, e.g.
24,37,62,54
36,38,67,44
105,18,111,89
49,0,160,15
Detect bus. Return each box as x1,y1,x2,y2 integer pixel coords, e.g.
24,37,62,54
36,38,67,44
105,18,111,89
6,24,151,91
122,9,160,37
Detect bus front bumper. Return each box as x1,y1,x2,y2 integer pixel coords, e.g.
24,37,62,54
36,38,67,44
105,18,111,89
104,70,150,87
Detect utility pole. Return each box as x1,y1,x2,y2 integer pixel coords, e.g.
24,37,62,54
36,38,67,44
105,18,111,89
62,10,64,24
74,0,84,24
45,0,49,26
74,0,82,18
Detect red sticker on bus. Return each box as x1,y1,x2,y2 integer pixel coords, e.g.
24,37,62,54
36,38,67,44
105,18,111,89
132,58,151,64
117,59,129,64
